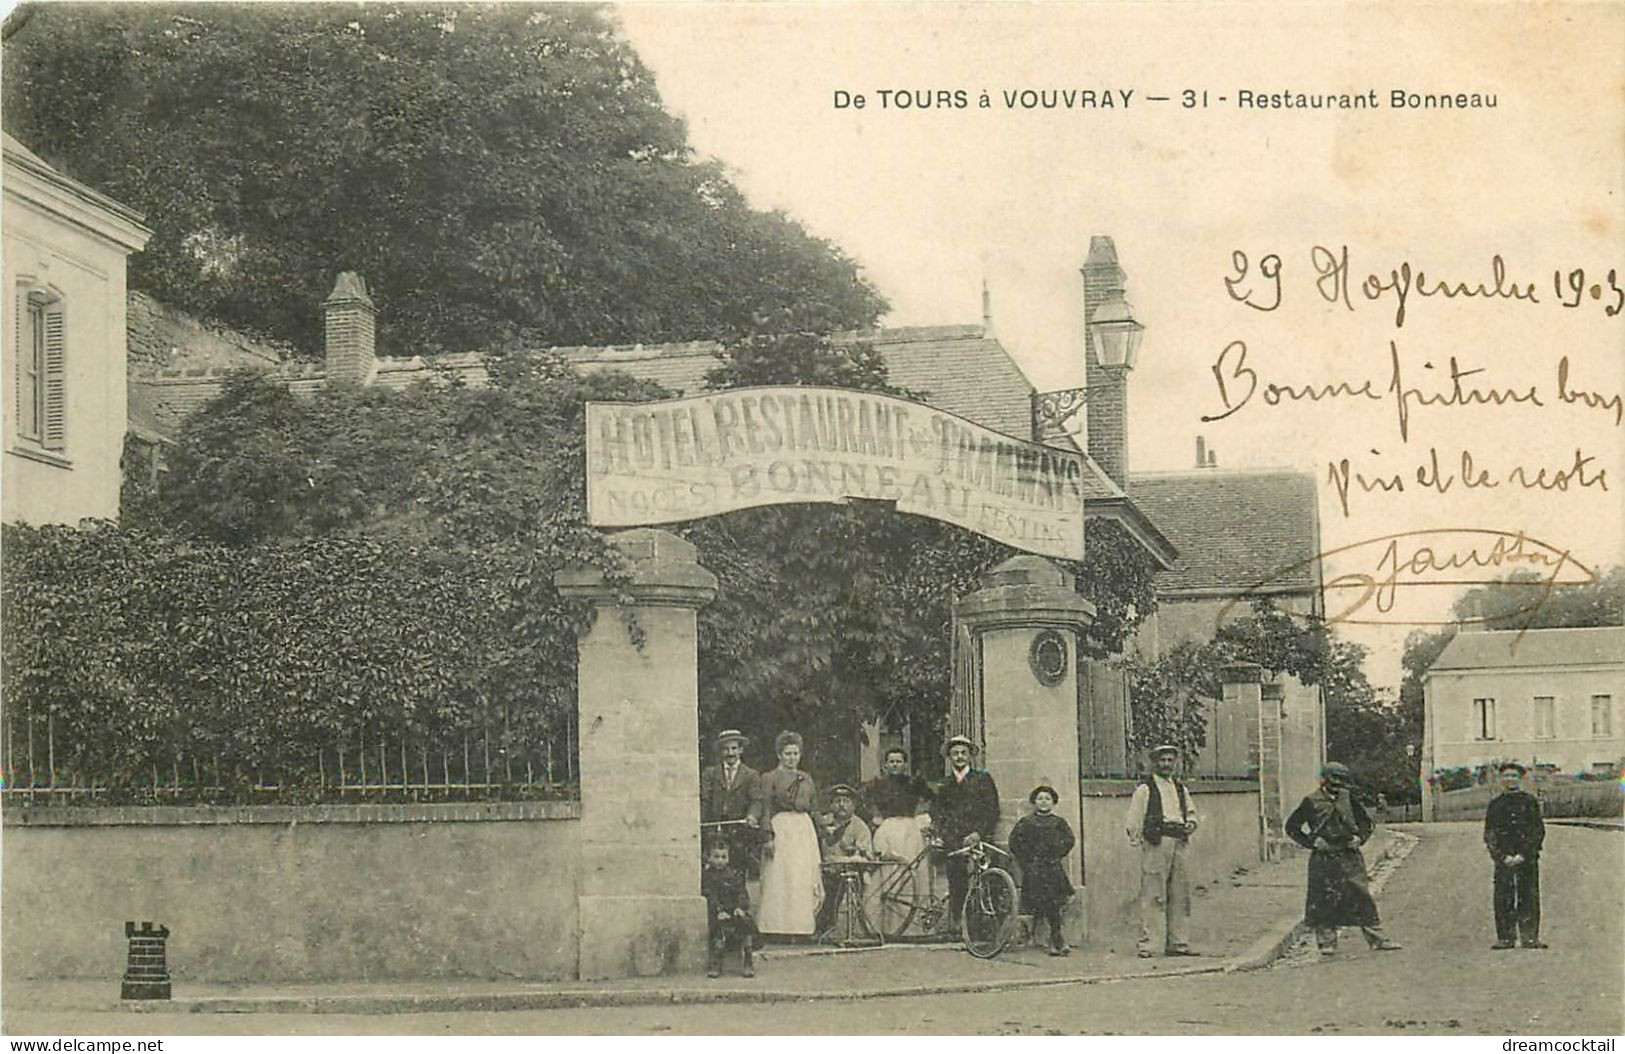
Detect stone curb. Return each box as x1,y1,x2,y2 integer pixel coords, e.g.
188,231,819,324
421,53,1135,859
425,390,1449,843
1221,827,1419,974
114,832,1418,1016
130,963,1230,1016
1547,819,1622,831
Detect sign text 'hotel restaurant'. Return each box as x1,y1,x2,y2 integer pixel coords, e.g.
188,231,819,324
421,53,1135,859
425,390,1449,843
585,386,1085,561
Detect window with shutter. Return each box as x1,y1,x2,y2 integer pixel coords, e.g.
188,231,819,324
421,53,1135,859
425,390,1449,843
12,285,65,454
40,300,65,450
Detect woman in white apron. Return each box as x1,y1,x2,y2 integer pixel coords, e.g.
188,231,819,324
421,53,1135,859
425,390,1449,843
756,730,824,936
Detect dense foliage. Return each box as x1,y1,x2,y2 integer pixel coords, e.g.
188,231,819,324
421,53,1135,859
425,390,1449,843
1121,600,1406,796
2,4,885,353
9,339,1163,795
689,335,1160,772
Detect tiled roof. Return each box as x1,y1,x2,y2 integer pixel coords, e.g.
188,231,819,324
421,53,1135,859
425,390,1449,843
1127,469,1320,595
1429,626,1625,672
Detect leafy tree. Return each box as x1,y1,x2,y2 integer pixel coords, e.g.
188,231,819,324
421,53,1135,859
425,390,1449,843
689,334,1160,774
2,4,886,353
1122,600,1408,797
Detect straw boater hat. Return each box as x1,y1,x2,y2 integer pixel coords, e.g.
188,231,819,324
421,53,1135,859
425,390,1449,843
715,729,749,747
1150,743,1181,759
945,735,977,753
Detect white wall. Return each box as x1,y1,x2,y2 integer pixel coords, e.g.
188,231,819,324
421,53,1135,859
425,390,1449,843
1424,665,1625,776
2,149,148,526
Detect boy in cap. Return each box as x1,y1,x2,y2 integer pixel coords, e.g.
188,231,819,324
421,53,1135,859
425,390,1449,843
929,734,1001,924
1484,761,1546,949
701,837,756,978
1125,743,1200,957
700,729,763,876
1285,761,1402,955
1009,784,1076,956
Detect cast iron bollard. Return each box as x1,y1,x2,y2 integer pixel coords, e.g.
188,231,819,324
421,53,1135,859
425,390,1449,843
121,921,171,1000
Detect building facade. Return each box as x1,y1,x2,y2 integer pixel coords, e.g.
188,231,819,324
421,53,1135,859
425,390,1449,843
2,134,150,526
1421,625,1625,819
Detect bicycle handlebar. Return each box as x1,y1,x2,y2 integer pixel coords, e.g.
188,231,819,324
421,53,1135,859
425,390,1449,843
946,841,1010,859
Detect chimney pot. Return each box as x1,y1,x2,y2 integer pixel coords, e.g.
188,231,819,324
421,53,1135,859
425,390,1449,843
324,272,376,386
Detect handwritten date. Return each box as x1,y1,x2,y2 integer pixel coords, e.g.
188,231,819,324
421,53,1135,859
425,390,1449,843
1223,247,1623,324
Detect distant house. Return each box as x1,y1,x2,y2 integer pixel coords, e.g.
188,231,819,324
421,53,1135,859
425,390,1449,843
3,133,150,525
1421,625,1625,817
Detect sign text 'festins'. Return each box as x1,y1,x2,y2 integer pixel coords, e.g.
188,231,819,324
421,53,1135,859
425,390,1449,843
585,387,1085,561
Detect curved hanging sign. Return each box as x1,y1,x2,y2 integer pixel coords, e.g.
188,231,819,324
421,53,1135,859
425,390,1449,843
585,386,1084,561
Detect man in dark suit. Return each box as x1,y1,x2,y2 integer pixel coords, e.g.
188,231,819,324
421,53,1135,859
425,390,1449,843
1484,761,1547,949
929,734,1001,924
700,729,763,876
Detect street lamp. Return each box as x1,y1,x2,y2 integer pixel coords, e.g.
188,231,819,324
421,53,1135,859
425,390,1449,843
1087,291,1144,370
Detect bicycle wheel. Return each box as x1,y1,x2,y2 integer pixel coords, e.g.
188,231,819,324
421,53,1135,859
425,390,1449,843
872,859,919,940
961,867,1019,958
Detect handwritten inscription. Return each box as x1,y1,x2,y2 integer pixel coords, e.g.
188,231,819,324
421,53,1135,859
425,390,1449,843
1225,246,1623,323
1220,528,1598,634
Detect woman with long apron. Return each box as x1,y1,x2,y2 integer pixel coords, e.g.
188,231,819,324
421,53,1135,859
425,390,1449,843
756,730,824,936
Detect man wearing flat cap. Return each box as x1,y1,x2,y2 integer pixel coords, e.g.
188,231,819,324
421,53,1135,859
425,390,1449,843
930,734,1001,925
818,783,874,931
1126,743,1200,957
1484,761,1546,949
701,729,763,876
1285,761,1402,955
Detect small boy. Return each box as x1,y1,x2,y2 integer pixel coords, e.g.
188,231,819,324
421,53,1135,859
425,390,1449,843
1008,783,1076,956
701,838,757,978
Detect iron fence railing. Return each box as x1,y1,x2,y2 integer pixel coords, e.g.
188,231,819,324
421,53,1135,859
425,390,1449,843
0,707,578,805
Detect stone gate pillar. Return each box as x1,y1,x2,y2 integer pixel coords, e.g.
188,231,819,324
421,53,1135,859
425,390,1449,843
1223,662,1281,859
555,529,717,980
954,556,1095,943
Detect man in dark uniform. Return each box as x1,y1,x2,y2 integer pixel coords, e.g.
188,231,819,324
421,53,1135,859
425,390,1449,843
929,734,1001,924
1484,761,1547,949
1285,761,1402,956
700,729,763,876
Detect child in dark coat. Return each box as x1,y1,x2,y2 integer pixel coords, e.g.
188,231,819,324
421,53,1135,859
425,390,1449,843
701,839,757,978
1009,784,1076,956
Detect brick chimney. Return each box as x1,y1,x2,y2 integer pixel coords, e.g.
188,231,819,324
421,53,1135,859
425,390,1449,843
324,272,376,385
1081,236,1135,486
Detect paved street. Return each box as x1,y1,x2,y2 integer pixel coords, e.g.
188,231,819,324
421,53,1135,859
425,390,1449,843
5,822,1619,1036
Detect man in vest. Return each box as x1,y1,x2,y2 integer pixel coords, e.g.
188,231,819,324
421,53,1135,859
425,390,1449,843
1125,743,1200,958
700,730,763,877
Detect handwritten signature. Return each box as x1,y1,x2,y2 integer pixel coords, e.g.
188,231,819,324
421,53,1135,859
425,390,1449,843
1220,528,1598,640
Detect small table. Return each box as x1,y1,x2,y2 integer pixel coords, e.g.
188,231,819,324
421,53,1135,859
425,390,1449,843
819,857,886,948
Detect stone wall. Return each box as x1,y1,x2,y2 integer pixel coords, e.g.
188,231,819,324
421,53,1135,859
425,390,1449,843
1077,779,1261,944
1,802,580,982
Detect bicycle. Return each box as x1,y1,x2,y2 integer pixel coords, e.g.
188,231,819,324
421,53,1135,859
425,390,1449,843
949,841,1019,958
871,838,1019,958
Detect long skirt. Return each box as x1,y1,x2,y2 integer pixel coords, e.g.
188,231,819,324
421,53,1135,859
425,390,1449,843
868,814,928,926
1305,847,1381,928
758,811,824,935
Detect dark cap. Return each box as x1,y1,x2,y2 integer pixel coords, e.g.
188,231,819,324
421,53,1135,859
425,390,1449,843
1320,761,1355,784
1498,761,1529,774
827,783,858,799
